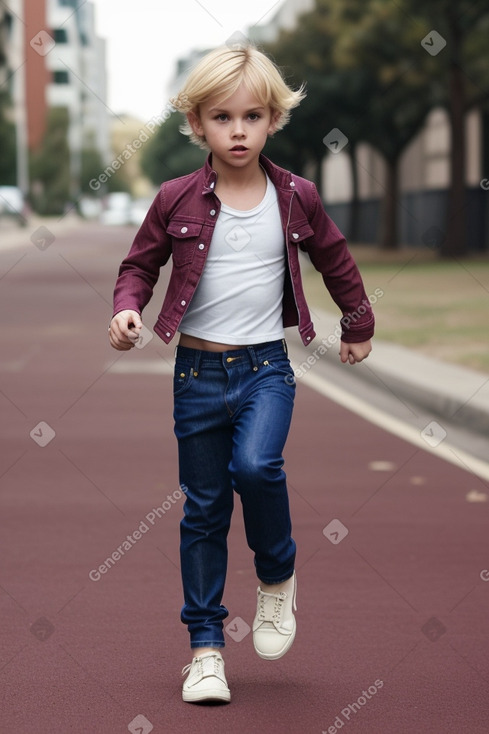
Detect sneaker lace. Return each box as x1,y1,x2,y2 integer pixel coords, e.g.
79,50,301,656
181,653,223,679
258,589,287,624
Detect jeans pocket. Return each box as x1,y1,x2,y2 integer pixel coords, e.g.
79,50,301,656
264,358,296,386
173,363,194,397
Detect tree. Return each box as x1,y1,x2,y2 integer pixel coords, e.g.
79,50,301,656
265,0,436,248
30,107,70,215
404,0,489,254
0,92,16,185
140,109,206,186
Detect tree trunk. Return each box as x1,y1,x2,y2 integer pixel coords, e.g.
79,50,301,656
380,156,399,249
441,11,466,257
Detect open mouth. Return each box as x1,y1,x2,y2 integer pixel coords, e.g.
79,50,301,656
230,145,248,151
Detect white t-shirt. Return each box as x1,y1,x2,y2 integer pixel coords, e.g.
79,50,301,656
179,175,286,345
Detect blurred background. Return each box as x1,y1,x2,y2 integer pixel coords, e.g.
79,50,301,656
1,0,488,368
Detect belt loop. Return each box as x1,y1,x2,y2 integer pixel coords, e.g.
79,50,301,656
282,338,288,356
247,345,259,372
193,350,202,377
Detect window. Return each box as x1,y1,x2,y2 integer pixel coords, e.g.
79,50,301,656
53,28,68,43
53,70,69,84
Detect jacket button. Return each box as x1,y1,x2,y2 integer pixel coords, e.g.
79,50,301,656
180,226,188,233
198,243,205,250
210,181,215,189
292,233,299,239
290,181,295,187
306,335,311,341
166,332,171,337
210,209,216,216
181,300,186,306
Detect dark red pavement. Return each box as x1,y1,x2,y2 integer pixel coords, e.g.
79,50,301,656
1,222,488,733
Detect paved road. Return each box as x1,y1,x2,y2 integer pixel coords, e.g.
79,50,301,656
1,221,488,733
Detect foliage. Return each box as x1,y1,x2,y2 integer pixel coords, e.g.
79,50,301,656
140,110,207,185
263,0,489,252
30,107,70,215
0,92,16,185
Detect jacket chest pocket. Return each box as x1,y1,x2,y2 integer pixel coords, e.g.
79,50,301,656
168,220,204,267
287,220,314,248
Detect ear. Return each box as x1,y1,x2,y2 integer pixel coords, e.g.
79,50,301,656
187,110,204,137
267,110,282,136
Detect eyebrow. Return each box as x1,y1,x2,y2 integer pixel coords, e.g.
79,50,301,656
208,106,266,114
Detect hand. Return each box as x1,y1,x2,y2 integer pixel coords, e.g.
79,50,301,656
339,339,372,365
108,310,143,351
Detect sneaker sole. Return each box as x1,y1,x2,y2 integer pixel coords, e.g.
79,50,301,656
182,688,231,703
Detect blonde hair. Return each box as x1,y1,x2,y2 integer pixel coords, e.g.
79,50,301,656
171,45,306,149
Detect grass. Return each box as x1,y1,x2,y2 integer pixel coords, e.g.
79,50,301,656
301,246,489,374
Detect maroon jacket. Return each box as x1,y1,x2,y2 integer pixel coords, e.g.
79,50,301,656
112,154,374,346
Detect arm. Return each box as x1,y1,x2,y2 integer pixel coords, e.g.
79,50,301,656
109,188,171,350
302,182,374,359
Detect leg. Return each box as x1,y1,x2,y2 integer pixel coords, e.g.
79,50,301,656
229,359,296,584
174,355,234,650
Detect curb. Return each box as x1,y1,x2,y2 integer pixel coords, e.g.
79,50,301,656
301,308,489,435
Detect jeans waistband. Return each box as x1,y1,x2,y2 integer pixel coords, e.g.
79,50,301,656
175,339,288,373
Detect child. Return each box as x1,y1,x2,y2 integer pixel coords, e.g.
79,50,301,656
109,44,374,704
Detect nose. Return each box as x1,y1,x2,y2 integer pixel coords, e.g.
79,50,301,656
231,119,245,138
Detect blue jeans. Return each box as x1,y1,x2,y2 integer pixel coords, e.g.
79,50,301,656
173,339,297,649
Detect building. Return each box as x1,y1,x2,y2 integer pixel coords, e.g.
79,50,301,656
1,0,109,200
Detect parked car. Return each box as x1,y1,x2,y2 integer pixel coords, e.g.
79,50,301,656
0,186,28,226
100,192,132,226
129,198,153,227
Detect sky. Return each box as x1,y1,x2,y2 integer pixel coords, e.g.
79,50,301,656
91,0,286,122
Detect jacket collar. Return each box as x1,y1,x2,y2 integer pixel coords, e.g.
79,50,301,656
201,153,295,194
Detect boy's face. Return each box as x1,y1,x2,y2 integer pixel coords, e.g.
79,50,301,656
188,83,279,171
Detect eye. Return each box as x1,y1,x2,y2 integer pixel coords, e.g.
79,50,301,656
215,113,228,122
248,113,261,121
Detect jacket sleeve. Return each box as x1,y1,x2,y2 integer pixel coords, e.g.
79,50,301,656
302,182,375,343
112,187,172,318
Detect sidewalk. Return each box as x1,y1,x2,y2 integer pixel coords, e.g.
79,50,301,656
0,212,83,251
292,308,489,436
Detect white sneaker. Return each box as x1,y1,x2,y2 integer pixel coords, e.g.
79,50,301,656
253,572,297,660
181,651,231,703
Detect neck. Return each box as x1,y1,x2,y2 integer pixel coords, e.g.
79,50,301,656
210,154,265,189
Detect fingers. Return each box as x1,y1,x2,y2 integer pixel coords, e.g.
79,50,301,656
339,340,372,364
108,310,143,351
